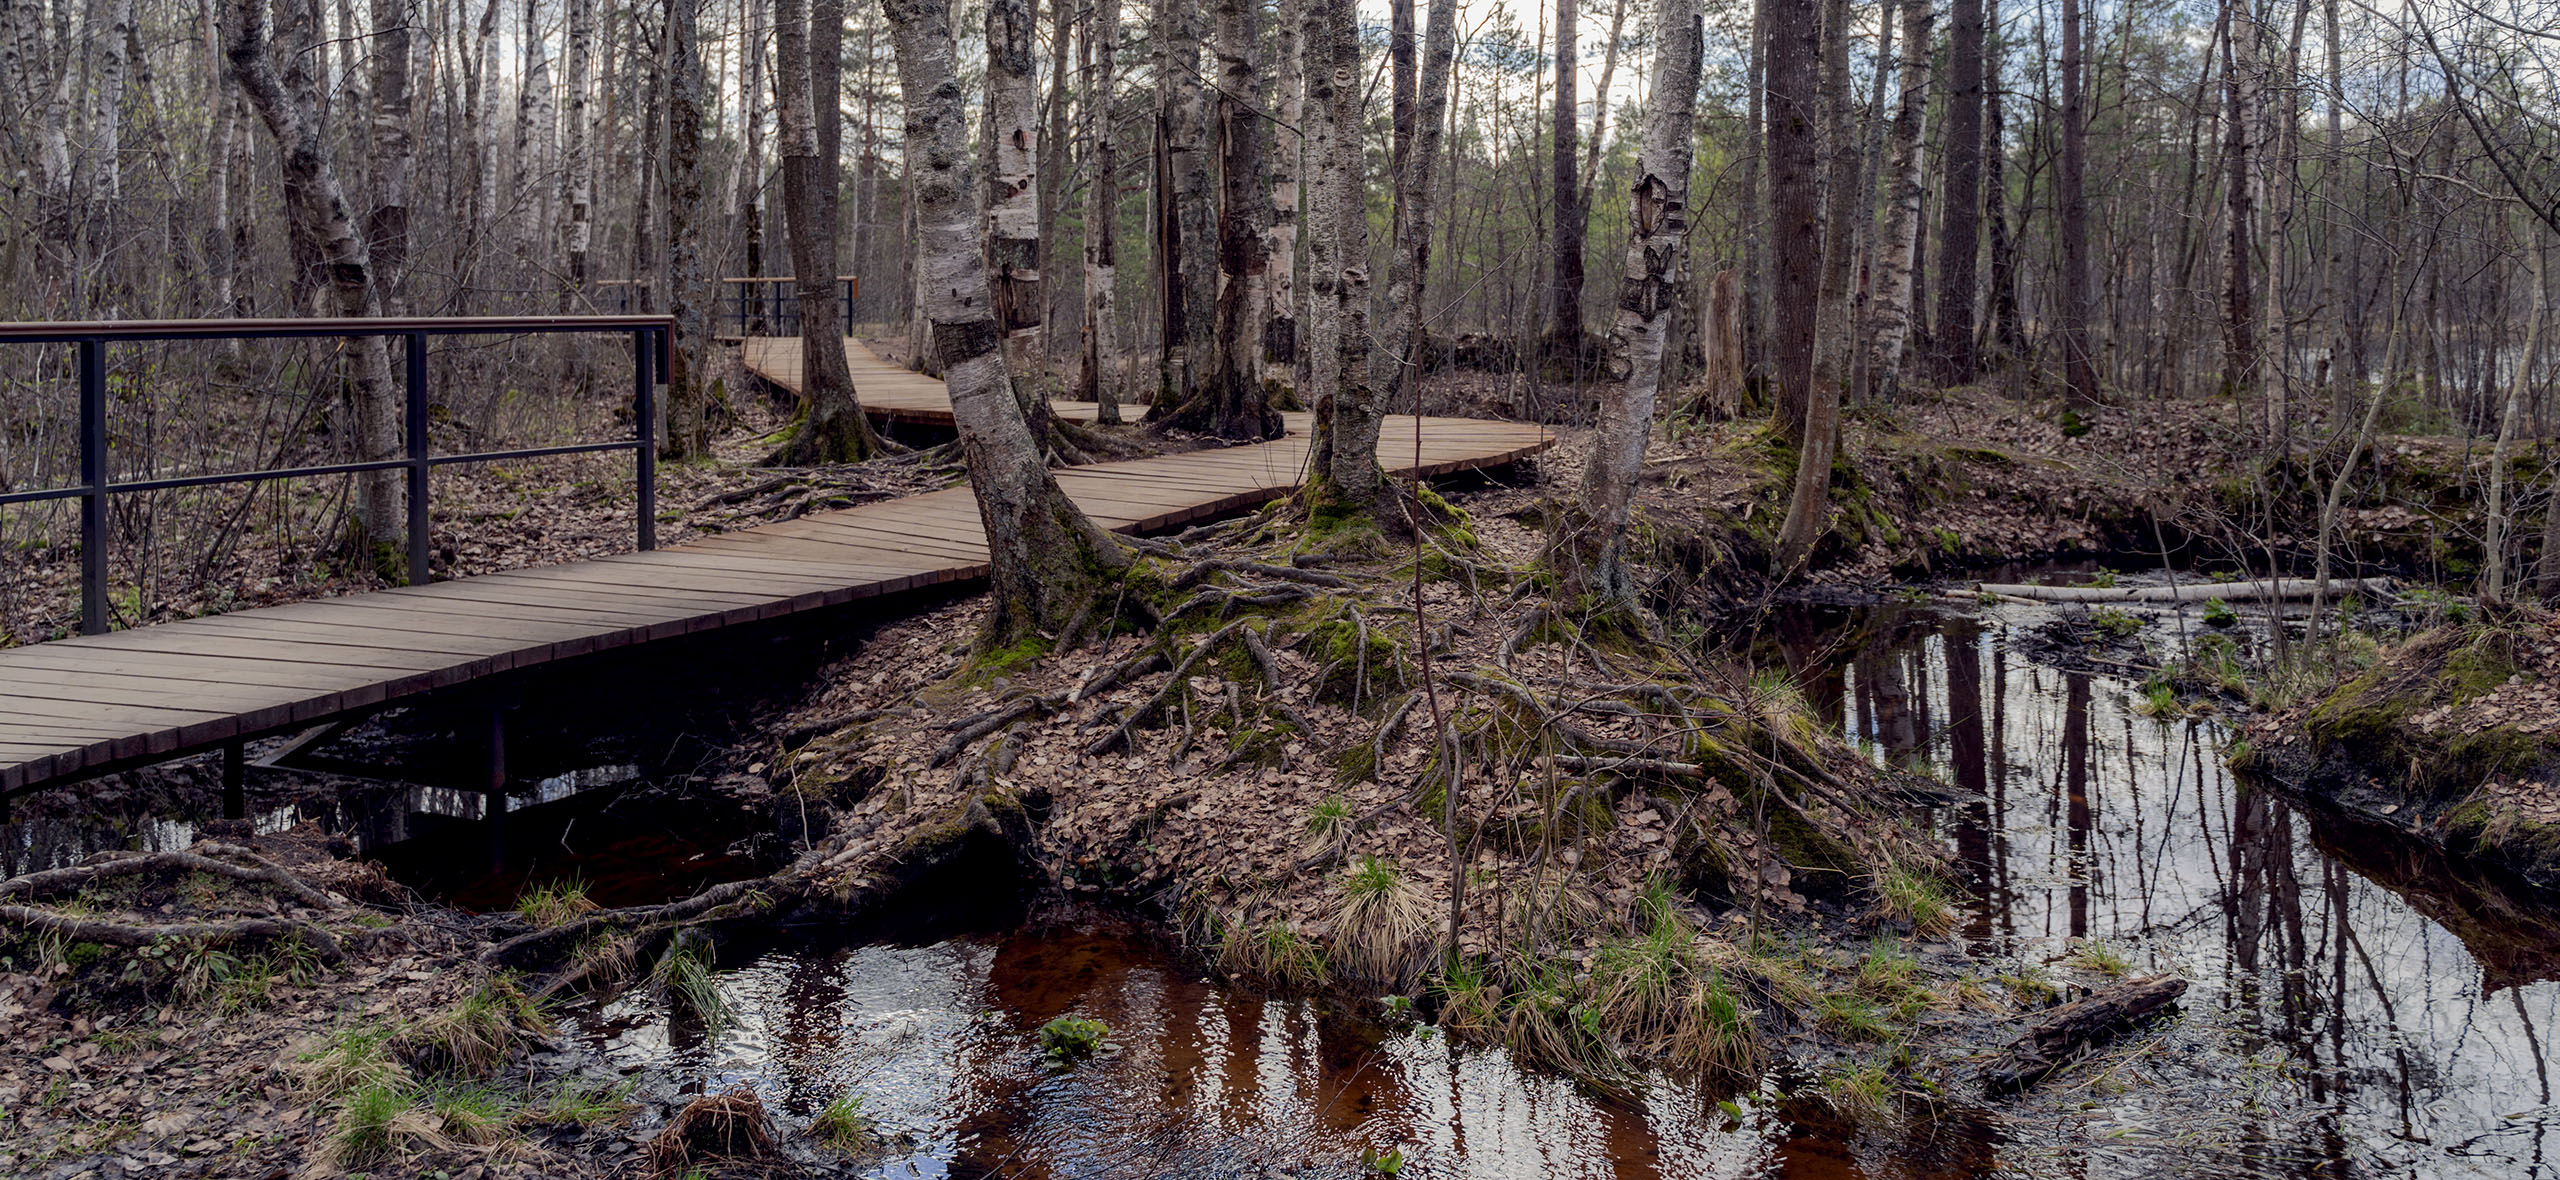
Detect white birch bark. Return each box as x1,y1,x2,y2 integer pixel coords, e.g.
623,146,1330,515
1864,0,1932,400
880,0,1126,643
1563,0,1701,599
1079,0,1122,422
561,0,595,296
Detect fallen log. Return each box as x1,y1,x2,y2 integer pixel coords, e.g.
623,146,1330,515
1982,975,2188,1094
1969,576,2394,605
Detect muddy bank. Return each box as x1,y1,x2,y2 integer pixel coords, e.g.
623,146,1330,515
2244,611,2560,896
1602,387,2548,605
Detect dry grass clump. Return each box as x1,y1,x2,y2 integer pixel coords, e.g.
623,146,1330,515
1332,856,1435,991
647,1087,781,1177
515,876,601,928
396,975,554,1076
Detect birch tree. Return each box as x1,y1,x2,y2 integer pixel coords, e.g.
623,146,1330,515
1373,0,1458,414
774,0,882,461
225,0,405,563
1162,0,1280,439
663,0,714,458
1546,0,1585,359
1301,0,1380,509
1079,0,1123,423
880,0,1129,646
1864,0,1932,401
1263,0,1302,405
368,0,416,313
1557,0,1703,601
562,0,597,299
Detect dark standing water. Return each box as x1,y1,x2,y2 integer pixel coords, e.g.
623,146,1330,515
299,599,2560,1175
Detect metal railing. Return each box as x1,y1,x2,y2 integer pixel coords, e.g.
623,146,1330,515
718,276,859,338
0,316,673,636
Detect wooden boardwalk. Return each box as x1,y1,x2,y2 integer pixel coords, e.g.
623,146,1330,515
0,340,1548,795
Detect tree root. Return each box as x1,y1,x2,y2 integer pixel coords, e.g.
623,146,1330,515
1090,619,1254,754
0,904,345,963
1,843,343,912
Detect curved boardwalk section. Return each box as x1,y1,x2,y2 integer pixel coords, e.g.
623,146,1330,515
0,340,1548,795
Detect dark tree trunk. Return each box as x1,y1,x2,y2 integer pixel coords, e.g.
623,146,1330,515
1934,0,1985,385
1546,0,1586,359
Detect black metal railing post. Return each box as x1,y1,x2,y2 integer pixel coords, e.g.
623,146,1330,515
841,277,853,327
634,327,657,551
77,338,106,635
404,333,431,585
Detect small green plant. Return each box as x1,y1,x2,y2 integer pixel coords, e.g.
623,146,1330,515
2079,568,2119,589
654,938,728,1029
806,1094,873,1151
2068,940,2132,977
529,1077,636,1127
400,976,553,1076
1823,1063,1893,1118
2088,607,2144,638
1303,795,1353,854
1362,1144,1408,1174
514,876,600,928
2201,598,2239,628
328,1080,413,1167
427,1085,514,1145
1872,867,1955,937
1934,527,1961,554
2059,408,2091,438
1038,1014,1111,1065
2133,681,2181,719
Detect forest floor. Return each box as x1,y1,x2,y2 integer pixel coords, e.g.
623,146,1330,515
2245,606,2560,896
4,461,2231,1179
1,362,2538,1176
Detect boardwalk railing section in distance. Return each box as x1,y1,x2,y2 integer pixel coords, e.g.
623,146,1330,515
713,276,858,339
0,316,673,636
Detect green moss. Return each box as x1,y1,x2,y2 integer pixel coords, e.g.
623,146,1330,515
962,635,1051,684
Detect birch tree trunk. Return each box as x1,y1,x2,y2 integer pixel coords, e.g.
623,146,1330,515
1301,0,1379,508
985,0,1045,391
84,0,132,280
737,0,766,318
773,0,880,461
2484,238,2544,604
1079,0,1122,422
880,0,1128,646
1148,0,1205,411
561,0,595,301
226,0,404,564
1557,0,1702,602
1372,0,1457,415
368,0,414,314
516,0,552,278
1864,0,1932,402
471,0,500,269
2223,0,2260,400
1162,0,1279,439
1040,0,1071,357
1262,0,1302,405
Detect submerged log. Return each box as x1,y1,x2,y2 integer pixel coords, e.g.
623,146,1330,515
1981,975,2187,1094
1969,576,2394,605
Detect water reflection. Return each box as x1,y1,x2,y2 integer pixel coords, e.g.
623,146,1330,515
577,921,1837,1179
1813,602,2560,1177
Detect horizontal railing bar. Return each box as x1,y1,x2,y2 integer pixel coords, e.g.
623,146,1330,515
0,441,641,504
718,275,857,284
425,440,641,466
0,315,673,343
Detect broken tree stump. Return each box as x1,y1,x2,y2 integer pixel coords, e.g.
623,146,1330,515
1982,975,2188,1095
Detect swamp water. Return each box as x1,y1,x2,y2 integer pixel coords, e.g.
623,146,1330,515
550,601,2560,1179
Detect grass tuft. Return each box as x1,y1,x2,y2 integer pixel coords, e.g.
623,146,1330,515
515,876,601,928
806,1093,874,1150
1333,857,1434,991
